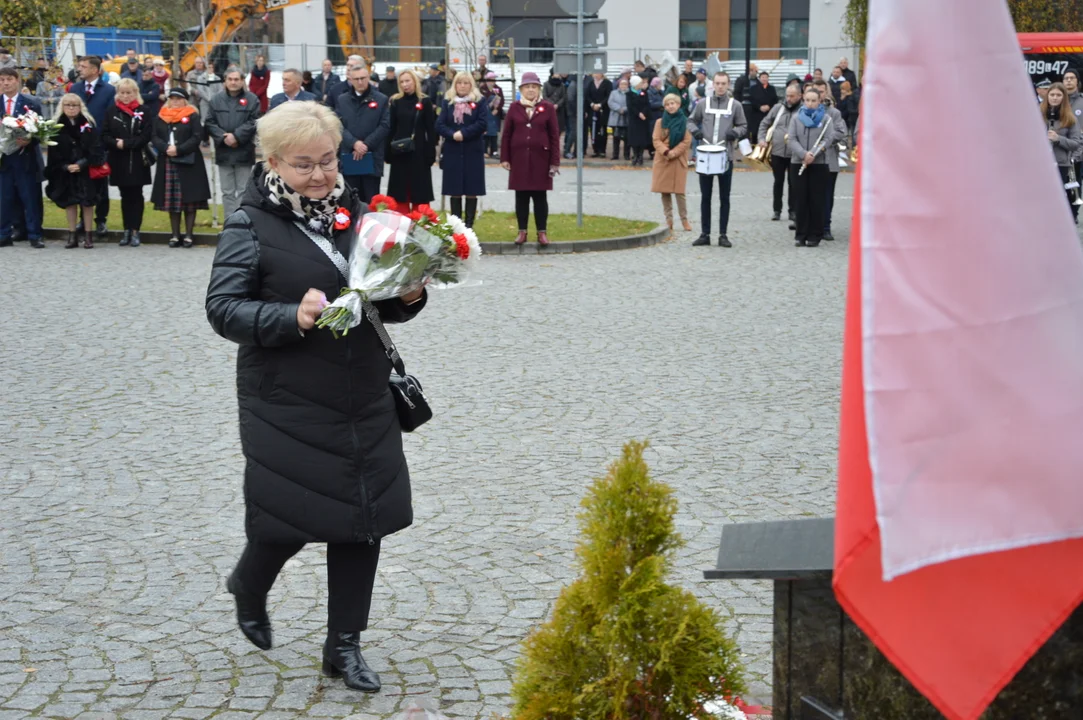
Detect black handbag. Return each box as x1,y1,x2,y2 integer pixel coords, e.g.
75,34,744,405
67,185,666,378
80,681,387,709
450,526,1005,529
390,137,414,154
295,221,433,432
169,152,196,165
362,302,432,431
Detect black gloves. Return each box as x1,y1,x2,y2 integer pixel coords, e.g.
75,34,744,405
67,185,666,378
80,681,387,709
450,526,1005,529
724,129,738,141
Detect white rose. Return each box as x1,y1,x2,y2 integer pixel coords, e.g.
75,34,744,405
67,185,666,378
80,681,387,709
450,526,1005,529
1,116,18,128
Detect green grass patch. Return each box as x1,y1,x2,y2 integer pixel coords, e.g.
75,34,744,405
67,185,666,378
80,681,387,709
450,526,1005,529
44,201,655,242
43,200,222,235
472,212,655,242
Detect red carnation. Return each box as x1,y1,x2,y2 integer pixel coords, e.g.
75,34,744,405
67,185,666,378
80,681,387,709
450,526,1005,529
369,194,399,212
417,204,440,223
407,210,423,222
452,233,470,260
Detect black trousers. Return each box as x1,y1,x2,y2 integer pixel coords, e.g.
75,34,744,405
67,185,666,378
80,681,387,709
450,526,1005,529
770,154,792,215
345,174,381,204
119,186,145,231
515,190,549,231
590,111,608,155
824,171,838,232
233,540,382,632
793,163,829,243
698,168,734,235
94,178,110,225
610,127,626,159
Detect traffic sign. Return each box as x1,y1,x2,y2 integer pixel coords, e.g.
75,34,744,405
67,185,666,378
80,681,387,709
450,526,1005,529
553,51,607,76
554,19,608,49
555,0,606,15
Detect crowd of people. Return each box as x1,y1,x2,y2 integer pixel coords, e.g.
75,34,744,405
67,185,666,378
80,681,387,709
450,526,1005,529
2,45,1080,250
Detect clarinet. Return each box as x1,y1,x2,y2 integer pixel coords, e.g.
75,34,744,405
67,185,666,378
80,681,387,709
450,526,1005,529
798,117,833,176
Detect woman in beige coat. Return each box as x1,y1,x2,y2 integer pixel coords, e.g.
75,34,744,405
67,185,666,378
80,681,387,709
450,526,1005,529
651,94,693,231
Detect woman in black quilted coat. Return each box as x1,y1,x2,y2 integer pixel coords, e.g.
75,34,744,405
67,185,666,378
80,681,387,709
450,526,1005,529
205,101,426,695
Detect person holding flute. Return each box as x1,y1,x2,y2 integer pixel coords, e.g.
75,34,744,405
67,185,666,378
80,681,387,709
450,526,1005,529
788,87,834,247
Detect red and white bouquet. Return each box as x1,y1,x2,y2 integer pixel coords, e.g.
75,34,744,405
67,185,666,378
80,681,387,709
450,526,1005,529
1,109,61,155
316,195,481,337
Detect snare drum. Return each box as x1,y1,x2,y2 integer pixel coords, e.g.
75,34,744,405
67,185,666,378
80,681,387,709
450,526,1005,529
695,144,729,175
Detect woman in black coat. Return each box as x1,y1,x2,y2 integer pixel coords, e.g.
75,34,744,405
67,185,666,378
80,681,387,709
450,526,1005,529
435,71,488,227
102,78,154,247
46,93,102,249
626,77,652,166
206,101,426,694
385,69,437,208
151,88,211,247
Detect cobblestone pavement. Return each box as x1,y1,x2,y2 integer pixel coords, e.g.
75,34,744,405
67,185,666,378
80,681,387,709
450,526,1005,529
2,165,893,719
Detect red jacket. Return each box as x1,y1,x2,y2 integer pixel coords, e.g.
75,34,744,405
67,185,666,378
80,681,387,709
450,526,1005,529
248,69,271,113
501,100,560,192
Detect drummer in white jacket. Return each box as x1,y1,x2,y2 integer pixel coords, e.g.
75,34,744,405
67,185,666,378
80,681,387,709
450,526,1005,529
688,71,747,248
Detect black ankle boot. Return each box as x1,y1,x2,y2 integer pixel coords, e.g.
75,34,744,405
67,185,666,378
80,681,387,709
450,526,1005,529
322,631,381,693
465,198,477,228
450,197,463,220
226,574,272,650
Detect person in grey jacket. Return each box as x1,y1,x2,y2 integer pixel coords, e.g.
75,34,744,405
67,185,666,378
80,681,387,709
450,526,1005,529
1042,82,1083,215
787,87,836,247
1063,69,1083,222
205,69,263,217
758,84,801,222
813,79,848,240
688,71,747,247
607,78,630,161
335,65,391,203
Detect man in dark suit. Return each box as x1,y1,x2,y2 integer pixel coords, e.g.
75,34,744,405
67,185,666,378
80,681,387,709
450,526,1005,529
324,56,364,109
312,59,340,103
0,67,46,248
585,72,613,157
377,66,398,97
334,64,390,203
268,69,317,110
72,55,116,238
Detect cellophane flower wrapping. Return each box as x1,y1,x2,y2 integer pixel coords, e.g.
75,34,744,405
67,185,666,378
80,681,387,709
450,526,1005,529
394,701,450,720
316,197,481,337
0,110,61,155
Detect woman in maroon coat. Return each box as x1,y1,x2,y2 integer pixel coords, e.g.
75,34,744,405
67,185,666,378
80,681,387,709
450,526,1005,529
500,72,560,246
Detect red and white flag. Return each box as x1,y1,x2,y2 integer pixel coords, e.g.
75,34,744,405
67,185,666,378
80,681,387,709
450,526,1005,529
833,1,1083,718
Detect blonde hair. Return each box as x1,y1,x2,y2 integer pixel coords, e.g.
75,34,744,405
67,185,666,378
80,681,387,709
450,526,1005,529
257,100,342,169
445,71,481,102
663,92,683,107
53,93,95,125
391,68,427,102
115,78,144,105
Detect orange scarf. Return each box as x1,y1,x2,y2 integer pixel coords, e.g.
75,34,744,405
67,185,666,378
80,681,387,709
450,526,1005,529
159,104,197,124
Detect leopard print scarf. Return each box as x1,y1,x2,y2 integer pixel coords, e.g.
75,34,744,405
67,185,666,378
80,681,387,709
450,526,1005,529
264,169,347,237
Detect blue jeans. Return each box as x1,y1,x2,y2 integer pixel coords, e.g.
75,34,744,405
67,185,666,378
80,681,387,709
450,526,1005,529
698,168,734,235
824,171,838,232
0,168,43,241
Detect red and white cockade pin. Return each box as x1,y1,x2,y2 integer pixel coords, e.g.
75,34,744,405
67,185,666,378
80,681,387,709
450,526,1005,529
537,106,544,113
239,97,248,106
469,102,476,109
368,101,378,109
415,102,423,110
333,207,352,231
180,116,190,124
132,111,144,121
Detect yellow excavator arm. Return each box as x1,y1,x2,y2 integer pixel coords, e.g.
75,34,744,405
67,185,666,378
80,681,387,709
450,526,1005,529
179,0,369,77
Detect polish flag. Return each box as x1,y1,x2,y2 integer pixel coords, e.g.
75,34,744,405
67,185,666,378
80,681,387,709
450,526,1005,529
833,0,1083,718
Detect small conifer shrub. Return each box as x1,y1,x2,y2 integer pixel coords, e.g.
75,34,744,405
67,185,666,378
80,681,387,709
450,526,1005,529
509,441,747,720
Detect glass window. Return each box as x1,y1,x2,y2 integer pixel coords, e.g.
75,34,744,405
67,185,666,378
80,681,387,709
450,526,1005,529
779,19,809,52
373,20,398,62
679,21,707,61
421,19,446,63
528,38,554,64
729,20,758,61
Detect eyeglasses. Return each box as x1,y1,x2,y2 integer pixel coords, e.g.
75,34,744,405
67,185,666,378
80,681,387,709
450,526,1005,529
279,156,338,175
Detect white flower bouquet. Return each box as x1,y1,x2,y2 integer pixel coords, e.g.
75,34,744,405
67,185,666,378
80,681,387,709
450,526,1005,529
0,109,61,156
